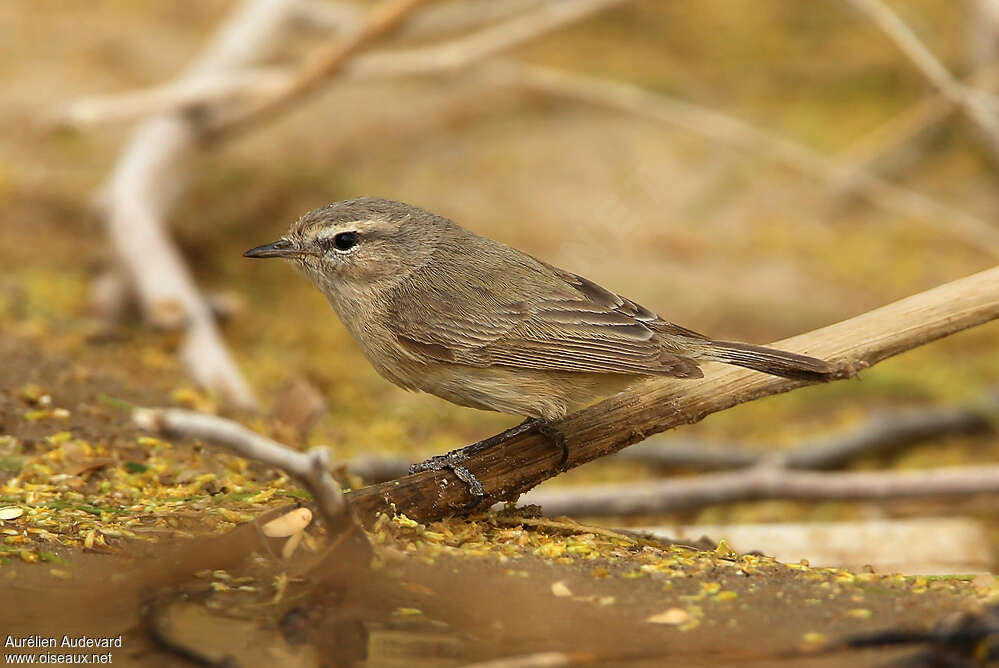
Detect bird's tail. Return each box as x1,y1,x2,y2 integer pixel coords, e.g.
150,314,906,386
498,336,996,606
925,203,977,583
695,339,836,381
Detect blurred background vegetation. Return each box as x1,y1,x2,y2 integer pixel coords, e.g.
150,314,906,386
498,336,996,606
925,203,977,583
2,0,997,531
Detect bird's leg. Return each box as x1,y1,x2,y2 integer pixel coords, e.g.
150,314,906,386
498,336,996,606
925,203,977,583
535,420,570,470
409,418,570,496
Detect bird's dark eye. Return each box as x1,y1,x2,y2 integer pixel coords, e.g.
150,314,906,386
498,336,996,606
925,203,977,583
331,231,358,251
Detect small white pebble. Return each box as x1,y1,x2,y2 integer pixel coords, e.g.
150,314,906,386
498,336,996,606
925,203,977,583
262,508,313,538
0,507,24,521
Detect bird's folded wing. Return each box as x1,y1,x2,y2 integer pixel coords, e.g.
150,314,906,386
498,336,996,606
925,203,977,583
388,268,703,378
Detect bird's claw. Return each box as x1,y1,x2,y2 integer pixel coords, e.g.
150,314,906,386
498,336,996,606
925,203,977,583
409,451,484,497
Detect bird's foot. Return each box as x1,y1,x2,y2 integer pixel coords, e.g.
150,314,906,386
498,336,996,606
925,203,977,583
408,417,568,497
409,450,483,496
534,420,570,471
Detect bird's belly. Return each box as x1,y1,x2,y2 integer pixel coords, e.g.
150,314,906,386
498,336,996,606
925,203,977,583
337,317,640,420
415,364,639,421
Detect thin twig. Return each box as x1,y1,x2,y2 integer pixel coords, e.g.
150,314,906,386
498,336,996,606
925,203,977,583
833,63,999,176
344,265,999,523
618,401,995,471
58,0,631,127
206,0,432,139
293,0,544,38
522,464,999,517
133,407,353,530
495,61,999,258
784,405,995,469
844,0,999,163
349,0,630,78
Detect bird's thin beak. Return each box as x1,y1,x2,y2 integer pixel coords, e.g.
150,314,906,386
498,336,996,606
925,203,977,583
243,239,301,259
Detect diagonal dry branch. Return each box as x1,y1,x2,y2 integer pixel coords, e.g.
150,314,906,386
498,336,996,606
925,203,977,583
348,0,630,78
345,265,999,523
336,398,995,482
99,0,307,409
70,56,999,259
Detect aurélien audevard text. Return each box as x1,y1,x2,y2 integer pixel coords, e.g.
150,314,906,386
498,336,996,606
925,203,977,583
5,635,123,649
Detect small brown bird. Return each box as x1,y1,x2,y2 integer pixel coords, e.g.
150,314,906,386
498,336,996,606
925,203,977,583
246,198,834,494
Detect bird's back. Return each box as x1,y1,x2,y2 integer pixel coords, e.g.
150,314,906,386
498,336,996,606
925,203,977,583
382,221,706,380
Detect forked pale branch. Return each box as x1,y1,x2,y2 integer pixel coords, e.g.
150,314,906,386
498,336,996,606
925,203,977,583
133,407,353,529
95,0,428,407
98,0,308,409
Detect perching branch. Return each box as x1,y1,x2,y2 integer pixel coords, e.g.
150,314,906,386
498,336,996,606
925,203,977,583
132,407,354,530
345,265,999,523
340,399,995,483
844,0,999,164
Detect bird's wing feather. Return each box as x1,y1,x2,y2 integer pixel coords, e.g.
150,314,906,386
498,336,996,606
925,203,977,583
386,257,703,378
